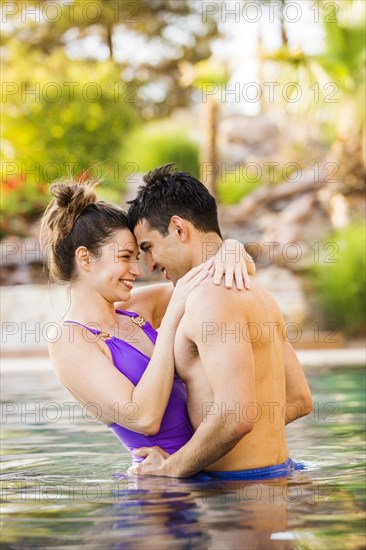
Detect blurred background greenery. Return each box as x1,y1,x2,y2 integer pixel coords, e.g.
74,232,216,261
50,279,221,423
1,0,365,336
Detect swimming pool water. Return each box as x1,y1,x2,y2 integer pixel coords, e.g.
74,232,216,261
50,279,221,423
1,364,365,549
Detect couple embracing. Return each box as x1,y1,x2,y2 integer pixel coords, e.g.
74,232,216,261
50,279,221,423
41,164,312,480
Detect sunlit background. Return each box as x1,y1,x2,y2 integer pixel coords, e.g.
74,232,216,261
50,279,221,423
1,0,365,342
1,2,366,548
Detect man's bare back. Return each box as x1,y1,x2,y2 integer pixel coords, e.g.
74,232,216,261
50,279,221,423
174,276,293,472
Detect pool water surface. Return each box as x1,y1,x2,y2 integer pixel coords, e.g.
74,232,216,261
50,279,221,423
1,364,365,549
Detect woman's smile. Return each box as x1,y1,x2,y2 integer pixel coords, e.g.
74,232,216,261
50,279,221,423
119,278,135,290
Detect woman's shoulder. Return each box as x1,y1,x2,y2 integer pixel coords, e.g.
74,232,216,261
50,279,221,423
48,320,111,386
48,320,94,363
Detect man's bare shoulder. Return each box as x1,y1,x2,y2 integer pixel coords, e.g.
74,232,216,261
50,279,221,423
185,276,282,323
189,276,259,301
185,279,252,318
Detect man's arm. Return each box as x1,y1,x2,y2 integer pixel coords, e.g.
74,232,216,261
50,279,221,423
283,339,313,424
160,289,256,477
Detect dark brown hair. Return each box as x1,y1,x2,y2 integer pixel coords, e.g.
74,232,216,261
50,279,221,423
127,164,222,238
40,179,128,283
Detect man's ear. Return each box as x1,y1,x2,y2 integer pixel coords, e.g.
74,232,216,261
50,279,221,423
170,216,189,242
75,246,91,271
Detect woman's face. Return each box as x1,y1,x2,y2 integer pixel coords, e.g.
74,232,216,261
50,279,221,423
87,228,142,303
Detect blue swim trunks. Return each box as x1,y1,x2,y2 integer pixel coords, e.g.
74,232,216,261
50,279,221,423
197,458,304,481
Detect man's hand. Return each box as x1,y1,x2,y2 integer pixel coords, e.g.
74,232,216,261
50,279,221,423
127,446,173,477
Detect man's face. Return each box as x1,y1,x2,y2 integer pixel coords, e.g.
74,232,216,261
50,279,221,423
134,220,190,285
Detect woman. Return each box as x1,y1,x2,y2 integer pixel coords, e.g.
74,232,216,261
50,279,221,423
41,179,255,462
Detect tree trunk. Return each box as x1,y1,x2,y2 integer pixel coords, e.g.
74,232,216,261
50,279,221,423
329,99,366,195
106,24,113,60
200,96,218,196
280,0,288,46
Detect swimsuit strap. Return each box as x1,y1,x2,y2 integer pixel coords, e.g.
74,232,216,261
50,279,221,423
63,320,111,340
115,309,157,344
63,320,100,334
114,309,139,318
63,310,157,344
115,309,146,325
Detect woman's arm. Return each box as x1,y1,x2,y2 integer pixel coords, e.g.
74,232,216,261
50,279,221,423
50,263,210,435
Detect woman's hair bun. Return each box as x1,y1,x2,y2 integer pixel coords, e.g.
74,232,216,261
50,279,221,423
50,180,98,211
40,178,100,278
40,176,128,284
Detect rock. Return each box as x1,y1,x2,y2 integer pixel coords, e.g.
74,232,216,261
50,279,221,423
260,193,333,270
255,266,308,325
219,114,282,162
0,236,46,285
226,168,328,224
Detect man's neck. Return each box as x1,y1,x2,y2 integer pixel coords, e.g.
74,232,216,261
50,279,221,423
191,233,223,267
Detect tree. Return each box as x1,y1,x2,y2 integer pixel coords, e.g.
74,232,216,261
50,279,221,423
255,0,365,195
179,58,230,196
1,44,138,235
1,0,220,118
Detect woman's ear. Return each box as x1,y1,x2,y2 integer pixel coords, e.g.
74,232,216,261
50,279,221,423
170,216,189,242
75,246,91,271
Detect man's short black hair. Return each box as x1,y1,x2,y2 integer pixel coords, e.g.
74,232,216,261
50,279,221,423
127,164,222,237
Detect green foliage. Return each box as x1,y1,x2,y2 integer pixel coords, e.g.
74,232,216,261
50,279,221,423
1,45,138,235
2,46,137,176
1,0,219,118
217,169,263,205
312,223,366,335
190,58,230,89
321,8,366,92
0,177,49,238
121,121,200,178
259,0,366,149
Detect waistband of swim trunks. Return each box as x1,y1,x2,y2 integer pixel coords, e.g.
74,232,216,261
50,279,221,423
202,457,300,480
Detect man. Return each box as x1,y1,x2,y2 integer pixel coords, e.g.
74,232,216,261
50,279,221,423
127,164,312,478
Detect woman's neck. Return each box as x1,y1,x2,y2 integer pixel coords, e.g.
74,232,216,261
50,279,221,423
66,284,120,328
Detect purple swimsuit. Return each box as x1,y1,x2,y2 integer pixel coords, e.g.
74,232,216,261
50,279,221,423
64,309,193,463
